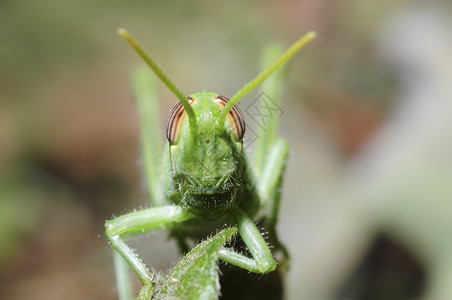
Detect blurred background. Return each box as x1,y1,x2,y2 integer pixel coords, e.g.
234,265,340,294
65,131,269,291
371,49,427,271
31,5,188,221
1,0,452,299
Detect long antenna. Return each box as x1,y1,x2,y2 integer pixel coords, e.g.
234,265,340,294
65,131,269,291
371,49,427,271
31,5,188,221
219,31,316,124
118,28,197,127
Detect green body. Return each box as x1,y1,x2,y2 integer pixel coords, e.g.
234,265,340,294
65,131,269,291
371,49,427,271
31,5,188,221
105,29,315,300
168,92,253,220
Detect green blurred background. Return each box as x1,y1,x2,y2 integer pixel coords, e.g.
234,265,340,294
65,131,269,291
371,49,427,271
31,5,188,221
1,0,452,299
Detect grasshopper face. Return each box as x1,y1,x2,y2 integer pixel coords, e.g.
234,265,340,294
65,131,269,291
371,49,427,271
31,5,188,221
166,92,245,218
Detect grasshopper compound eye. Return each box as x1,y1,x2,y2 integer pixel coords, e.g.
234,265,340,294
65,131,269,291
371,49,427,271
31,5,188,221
166,96,196,144
214,95,245,141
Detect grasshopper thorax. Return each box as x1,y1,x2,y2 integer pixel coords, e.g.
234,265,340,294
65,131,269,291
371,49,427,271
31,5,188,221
166,92,246,219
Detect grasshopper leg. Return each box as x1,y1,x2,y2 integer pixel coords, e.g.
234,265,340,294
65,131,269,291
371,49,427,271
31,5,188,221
257,139,289,209
113,250,134,300
219,208,277,274
257,138,290,268
105,206,194,296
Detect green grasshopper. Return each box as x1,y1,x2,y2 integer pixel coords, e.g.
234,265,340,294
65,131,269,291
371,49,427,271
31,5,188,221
106,28,315,299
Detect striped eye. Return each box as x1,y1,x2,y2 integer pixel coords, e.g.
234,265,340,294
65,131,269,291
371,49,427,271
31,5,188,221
214,95,245,140
166,96,195,144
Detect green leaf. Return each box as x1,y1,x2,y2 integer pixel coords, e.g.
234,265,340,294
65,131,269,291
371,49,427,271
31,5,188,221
151,227,237,300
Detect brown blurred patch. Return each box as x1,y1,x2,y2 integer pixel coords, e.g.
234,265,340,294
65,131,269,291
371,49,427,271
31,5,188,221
306,87,383,155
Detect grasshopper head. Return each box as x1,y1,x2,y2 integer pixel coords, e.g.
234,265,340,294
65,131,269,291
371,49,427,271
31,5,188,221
118,28,315,217
166,92,245,218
